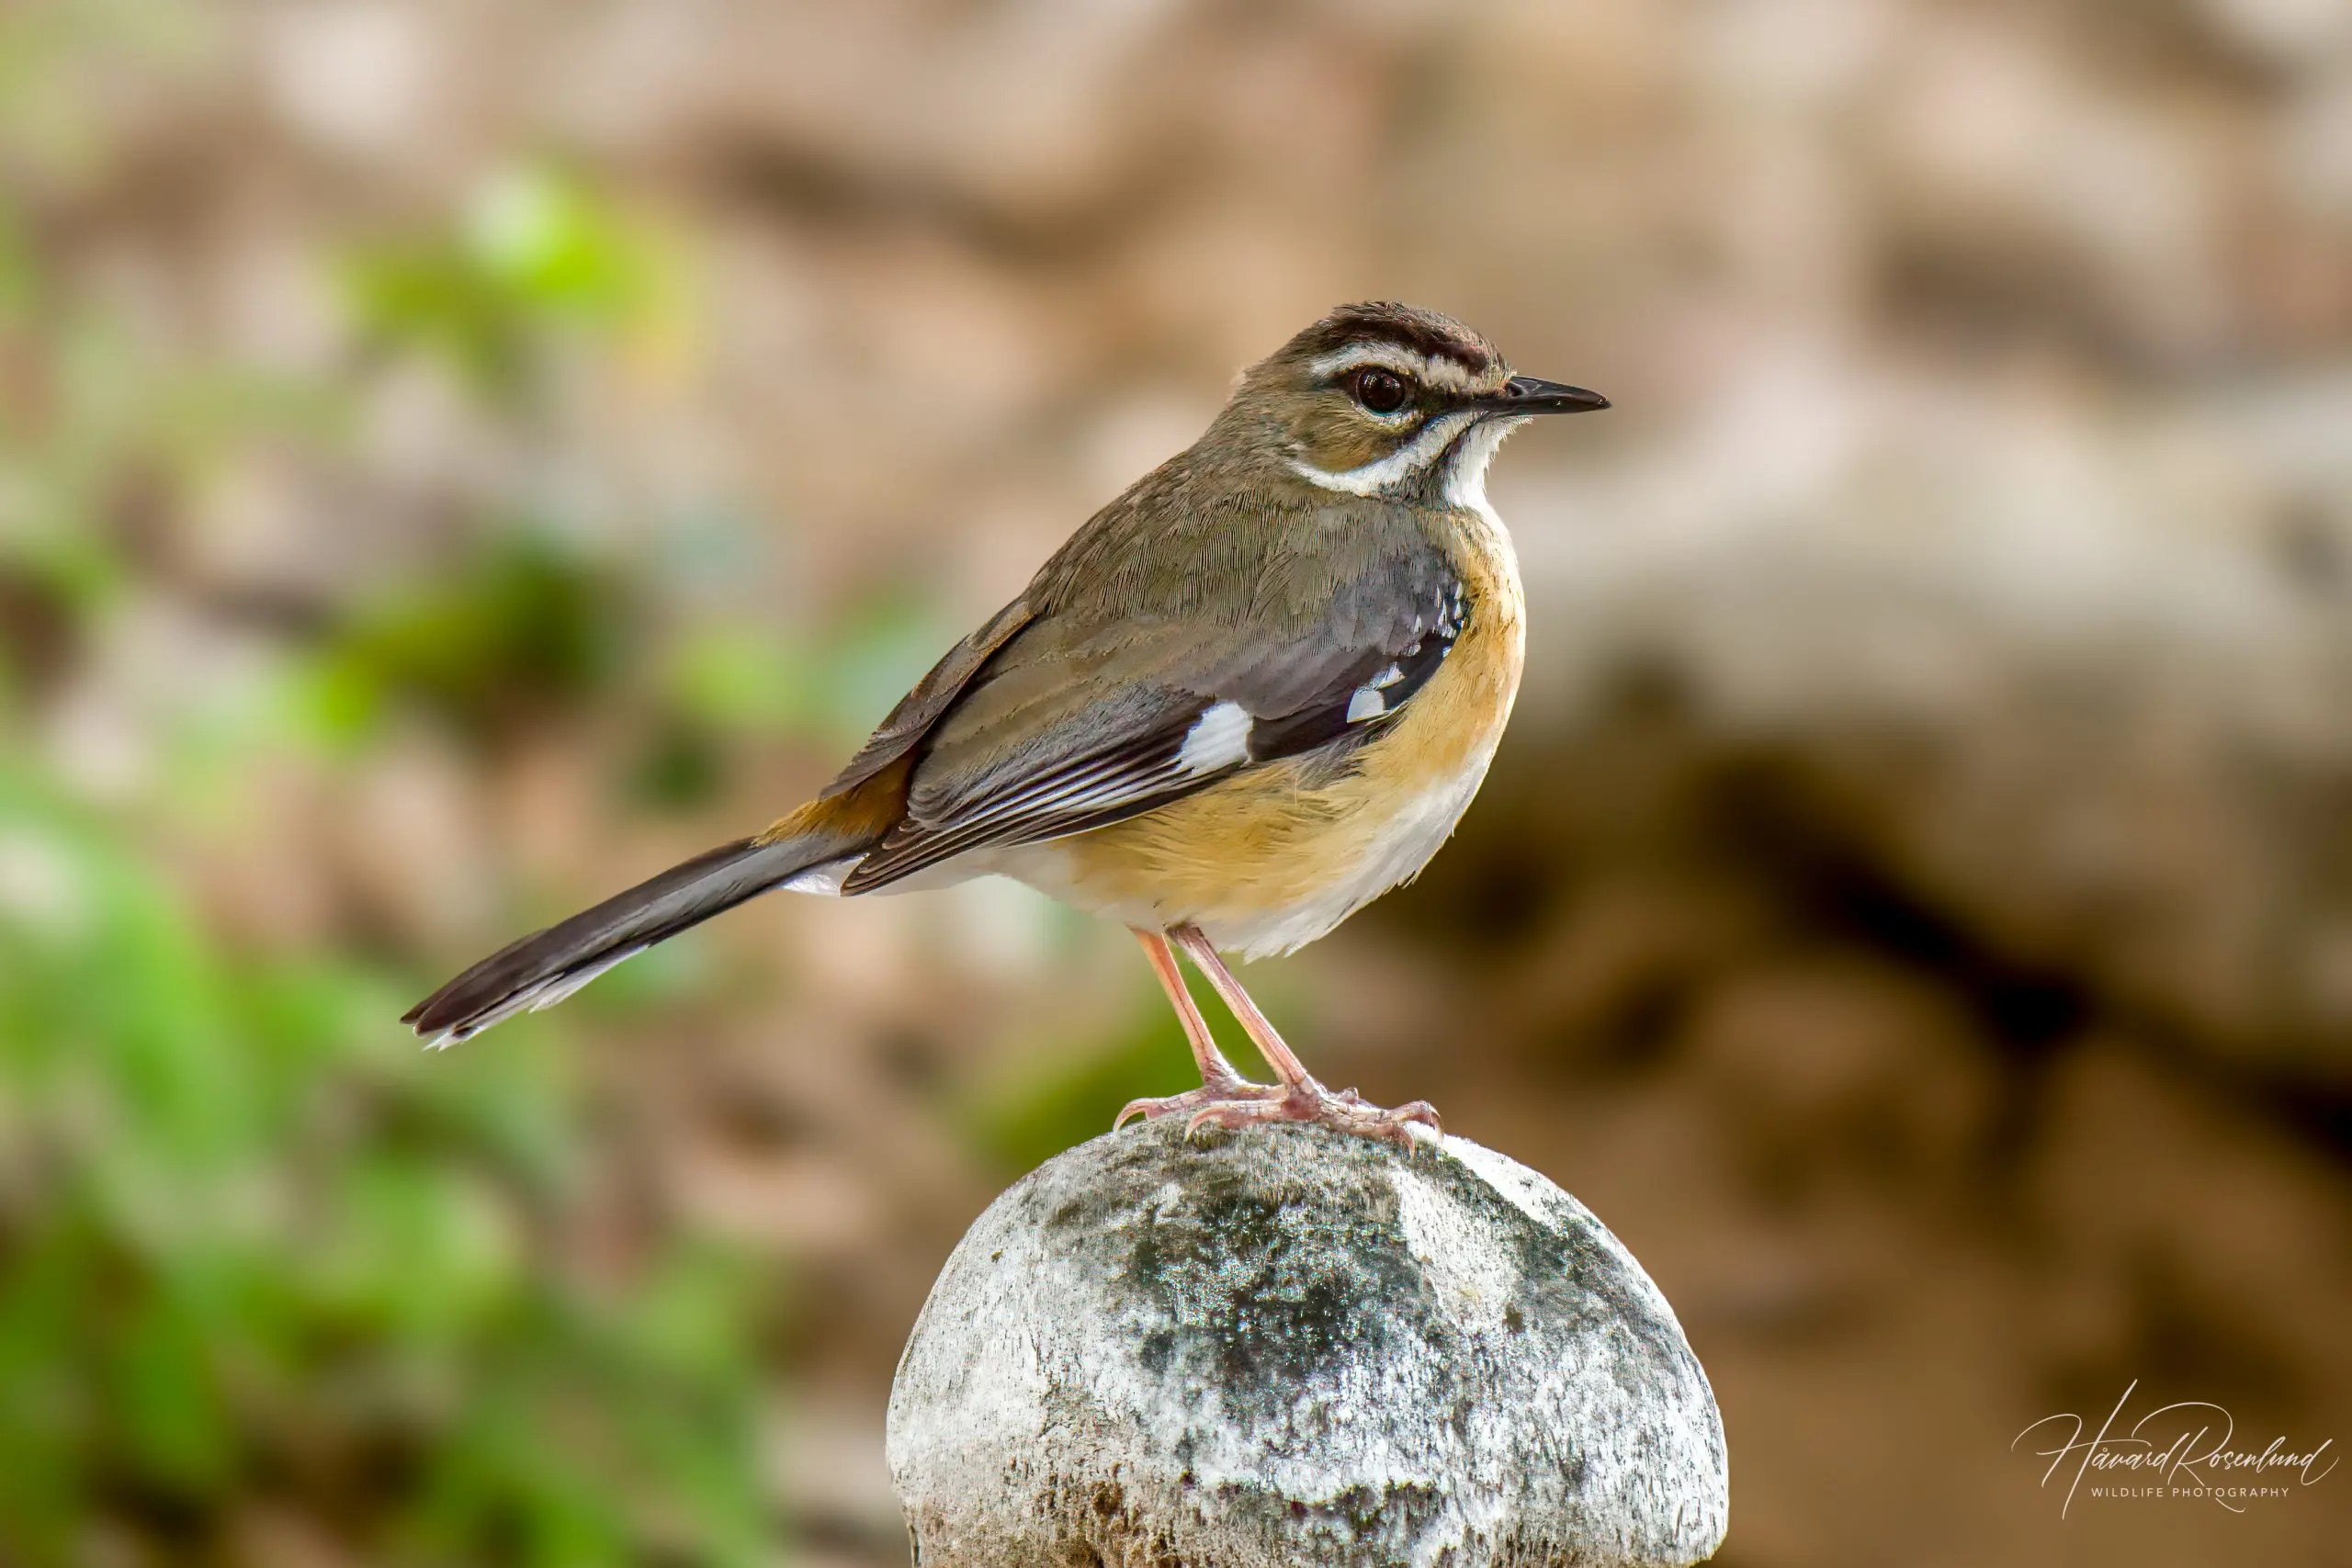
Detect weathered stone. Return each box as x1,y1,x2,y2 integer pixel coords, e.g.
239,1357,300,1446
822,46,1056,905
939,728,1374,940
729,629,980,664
888,1120,1726,1568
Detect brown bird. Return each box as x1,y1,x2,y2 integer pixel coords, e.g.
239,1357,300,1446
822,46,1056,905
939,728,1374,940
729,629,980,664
404,302,1608,1144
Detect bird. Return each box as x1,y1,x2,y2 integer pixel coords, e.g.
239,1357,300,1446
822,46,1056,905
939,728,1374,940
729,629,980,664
403,302,1608,1145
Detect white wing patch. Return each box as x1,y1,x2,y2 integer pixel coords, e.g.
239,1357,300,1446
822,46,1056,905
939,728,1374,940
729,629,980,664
1177,699,1252,773
848,699,1263,889
849,581,1473,894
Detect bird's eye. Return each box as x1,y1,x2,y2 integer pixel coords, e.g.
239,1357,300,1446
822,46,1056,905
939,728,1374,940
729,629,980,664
1349,367,1410,414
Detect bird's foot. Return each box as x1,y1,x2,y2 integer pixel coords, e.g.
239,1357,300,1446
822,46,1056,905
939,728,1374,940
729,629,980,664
1175,1078,1441,1152
1114,1075,1284,1132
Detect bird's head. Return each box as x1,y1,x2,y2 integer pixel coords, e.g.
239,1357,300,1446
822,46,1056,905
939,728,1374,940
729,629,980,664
1211,301,1608,509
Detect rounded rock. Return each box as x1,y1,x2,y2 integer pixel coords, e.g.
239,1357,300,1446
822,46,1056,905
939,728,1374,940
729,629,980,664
888,1119,1727,1568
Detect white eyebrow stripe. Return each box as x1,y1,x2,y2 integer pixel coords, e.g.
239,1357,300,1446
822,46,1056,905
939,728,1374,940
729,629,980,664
1310,343,1430,379
1289,411,1478,496
1307,343,1485,393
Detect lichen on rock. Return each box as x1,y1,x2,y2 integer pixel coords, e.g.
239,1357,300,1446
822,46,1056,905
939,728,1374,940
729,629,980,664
888,1120,1727,1568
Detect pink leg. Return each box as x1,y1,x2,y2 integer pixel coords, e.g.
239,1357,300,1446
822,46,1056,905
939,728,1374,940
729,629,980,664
1162,924,1440,1150
1113,930,1281,1130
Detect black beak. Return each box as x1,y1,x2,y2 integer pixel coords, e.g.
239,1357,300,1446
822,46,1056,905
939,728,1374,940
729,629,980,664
1484,375,1610,415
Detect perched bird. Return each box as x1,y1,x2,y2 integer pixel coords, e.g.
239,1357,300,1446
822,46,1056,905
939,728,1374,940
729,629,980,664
404,302,1607,1144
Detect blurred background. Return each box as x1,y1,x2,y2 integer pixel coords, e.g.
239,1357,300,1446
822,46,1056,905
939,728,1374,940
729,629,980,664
2,1,2348,1564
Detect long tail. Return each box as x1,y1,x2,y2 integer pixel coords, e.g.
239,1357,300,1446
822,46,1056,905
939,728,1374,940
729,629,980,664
401,808,880,1048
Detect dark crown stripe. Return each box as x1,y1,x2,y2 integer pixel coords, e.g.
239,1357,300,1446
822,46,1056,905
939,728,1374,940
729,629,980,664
1296,301,1503,376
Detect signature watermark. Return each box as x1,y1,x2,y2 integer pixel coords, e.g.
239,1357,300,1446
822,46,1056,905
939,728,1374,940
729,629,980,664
2012,1380,2335,1517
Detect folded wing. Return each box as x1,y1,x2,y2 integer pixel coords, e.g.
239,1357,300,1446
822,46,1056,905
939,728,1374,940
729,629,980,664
842,543,1467,891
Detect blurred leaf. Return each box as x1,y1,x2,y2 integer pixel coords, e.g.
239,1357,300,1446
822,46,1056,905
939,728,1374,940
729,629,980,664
667,623,819,734
815,592,956,747
628,716,729,809
964,1005,1206,1176
344,164,690,404
0,2,214,181
662,590,956,753
313,534,632,745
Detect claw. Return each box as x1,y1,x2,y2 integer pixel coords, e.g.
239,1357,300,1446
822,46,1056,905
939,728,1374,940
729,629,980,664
1389,1100,1442,1155
1123,925,1444,1151
1114,1076,1283,1135
1121,1076,1442,1150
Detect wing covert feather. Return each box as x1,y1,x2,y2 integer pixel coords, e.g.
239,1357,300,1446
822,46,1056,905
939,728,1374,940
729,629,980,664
839,496,1469,892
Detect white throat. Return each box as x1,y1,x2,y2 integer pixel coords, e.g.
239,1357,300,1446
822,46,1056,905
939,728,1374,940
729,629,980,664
1441,414,1525,518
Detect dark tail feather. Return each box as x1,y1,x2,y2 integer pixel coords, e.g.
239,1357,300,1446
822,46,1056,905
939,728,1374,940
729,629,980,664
402,826,861,1047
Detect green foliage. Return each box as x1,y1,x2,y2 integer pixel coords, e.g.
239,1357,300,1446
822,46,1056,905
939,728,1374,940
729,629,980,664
345,166,689,403
963,961,1324,1176
0,3,213,180
0,116,774,1562
0,220,334,642
311,534,636,746
0,772,773,1566
663,592,957,750
0,51,889,1557
966,1008,1212,1176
